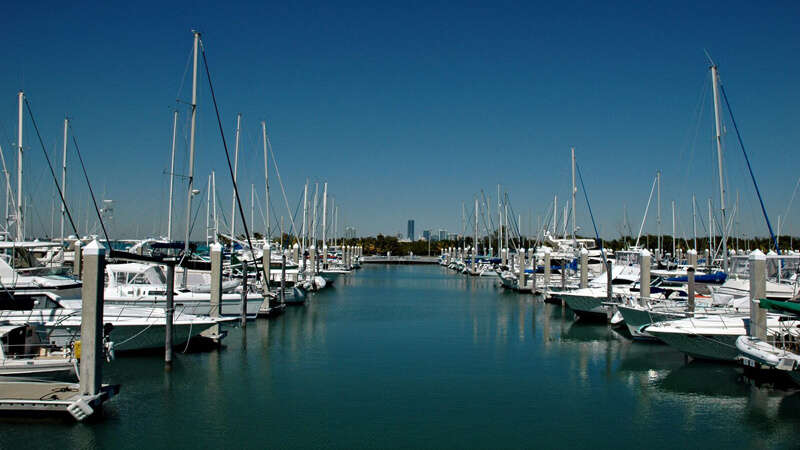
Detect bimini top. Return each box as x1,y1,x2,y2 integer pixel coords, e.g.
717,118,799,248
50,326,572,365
106,263,167,288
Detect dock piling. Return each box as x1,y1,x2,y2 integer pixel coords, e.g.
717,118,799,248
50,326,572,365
80,240,105,397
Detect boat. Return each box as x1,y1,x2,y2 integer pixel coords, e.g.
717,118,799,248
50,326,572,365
734,298,800,385
0,290,231,352
643,313,800,362
103,263,265,318
0,324,78,382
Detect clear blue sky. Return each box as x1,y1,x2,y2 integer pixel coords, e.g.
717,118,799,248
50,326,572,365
1,1,799,244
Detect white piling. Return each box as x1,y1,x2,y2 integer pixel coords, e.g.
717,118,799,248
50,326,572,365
80,240,105,396
639,249,651,307
749,250,767,340
579,248,588,289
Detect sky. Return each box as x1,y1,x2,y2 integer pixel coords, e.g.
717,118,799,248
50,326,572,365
1,1,799,244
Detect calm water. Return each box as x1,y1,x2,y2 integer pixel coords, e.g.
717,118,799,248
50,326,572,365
2,264,800,449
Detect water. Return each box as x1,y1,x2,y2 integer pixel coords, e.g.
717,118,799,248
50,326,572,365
2,264,800,448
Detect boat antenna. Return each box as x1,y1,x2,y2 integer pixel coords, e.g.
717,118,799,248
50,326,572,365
703,49,716,67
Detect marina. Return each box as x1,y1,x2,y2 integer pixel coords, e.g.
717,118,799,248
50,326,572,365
1,265,799,447
1,1,800,447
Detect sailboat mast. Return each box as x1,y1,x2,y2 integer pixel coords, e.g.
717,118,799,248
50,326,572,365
261,121,270,241
692,194,697,250
711,64,728,273
671,200,676,258
17,91,24,242
60,118,68,259
474,196,479,266
206,174,211,246
183,31,200,278
497,184,502,254
230,113,241,250
302,181,308,251
322,182,328,269
212,171,217,241
657,170,661,259
571,148,576,247
167,109,178,241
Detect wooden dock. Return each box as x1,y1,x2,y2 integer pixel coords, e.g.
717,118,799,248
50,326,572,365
0,382,119,421
362,256,440,265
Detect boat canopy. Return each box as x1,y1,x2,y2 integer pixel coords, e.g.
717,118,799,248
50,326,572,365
106,263,167,288
757,298,800,316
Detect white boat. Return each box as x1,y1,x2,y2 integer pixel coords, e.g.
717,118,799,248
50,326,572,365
558,260,642,320
104,263,265,318
643,314,800,361
0,290,230,352
0,242,82,298
0,324,78,382
736,336,800,369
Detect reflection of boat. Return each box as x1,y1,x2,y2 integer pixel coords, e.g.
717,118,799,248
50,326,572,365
658,361,749,397
561,321,618,343
617,341,687,374
0,324,77,382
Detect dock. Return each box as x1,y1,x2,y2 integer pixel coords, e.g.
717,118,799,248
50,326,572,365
362,256,440,265
0,382,119,421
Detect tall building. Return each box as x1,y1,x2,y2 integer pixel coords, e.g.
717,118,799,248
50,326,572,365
345,227,356,239
407,220,415,240
423,230,431,241
438,229,446,241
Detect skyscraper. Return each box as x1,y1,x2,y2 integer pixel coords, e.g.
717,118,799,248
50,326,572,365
408,220,415,240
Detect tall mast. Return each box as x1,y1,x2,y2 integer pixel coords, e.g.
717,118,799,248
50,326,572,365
261,121,270,241
302,181,308,251
671,200,675,258
692,194,697,250
711,64,728,273
553,195,557,235
497,184,502,253
212,171,217,241
60,118,68,260
312,181,319,246
322,182,328,258
571,148,576,246
206,174,211,246
167,109,178,240
657,170,661,258
182,31,200,281
230,113,241,250
16,91,24,241
474,196,479,262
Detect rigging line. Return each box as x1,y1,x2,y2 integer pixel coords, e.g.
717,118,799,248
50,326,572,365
781,176,800,230
200,41,266,284
285,190,304,240
24,99,79,237
575,163,607,265
175,44,194,104
70,131,110,243
480,190,496,235
719,84,779,253
678,71,711,208
266,133,298,240
635,175,658,249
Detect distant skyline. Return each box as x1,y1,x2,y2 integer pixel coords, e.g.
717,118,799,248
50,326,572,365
1,1,798,244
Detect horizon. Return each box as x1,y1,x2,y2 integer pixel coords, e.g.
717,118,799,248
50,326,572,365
1,1,798,243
